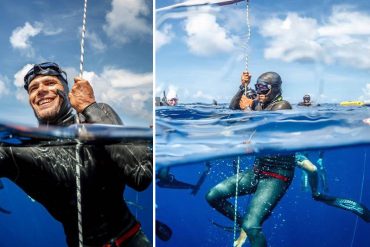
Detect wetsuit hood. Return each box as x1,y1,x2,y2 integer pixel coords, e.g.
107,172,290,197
256,72,283,108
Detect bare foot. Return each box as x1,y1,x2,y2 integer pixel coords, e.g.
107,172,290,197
234,229,247,247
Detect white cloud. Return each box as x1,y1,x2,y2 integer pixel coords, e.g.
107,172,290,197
9,22,63,57
184,11,237,56
0,76,10,97
10,22,43,57
103,0,151,44
156,24,174,50
83,67,153,123
87,31,107,52
260,6,370,69
14,64,33,102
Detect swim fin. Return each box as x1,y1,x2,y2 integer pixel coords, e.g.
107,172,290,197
211,220,239,232
0,206,11,214
156,220,172,241
313,193,370,222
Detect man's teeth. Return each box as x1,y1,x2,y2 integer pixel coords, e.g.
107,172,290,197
39,99,53,105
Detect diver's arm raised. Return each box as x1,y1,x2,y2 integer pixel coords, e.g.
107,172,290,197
69,77,123,125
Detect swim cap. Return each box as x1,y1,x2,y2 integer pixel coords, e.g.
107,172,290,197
303,94,310,101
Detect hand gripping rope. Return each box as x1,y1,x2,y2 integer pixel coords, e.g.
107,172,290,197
76,0,88,246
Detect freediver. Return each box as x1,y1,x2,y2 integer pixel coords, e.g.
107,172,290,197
156,162,212,195
206,71,370,247
156,90,178,106
298,94,312,106
298,151,329,193
0,62,153,247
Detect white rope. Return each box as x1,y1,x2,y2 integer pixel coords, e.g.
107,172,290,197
233,156,241,244
79,0,87,79
76,0,88,246
244,0,251,95
75,143,84,247
350,150,367,247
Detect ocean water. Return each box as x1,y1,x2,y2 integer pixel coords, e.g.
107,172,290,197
156,104,370,247
0,124,153,247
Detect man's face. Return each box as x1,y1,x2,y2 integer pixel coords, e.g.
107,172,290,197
28,75,64,121
167,98,178,106
257,89,272,104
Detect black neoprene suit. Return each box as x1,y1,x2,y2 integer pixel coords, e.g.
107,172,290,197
0,103,153,247
207,98,294,247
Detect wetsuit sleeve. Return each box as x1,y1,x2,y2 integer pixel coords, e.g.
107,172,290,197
271,101,292,110
229,85,244,110
0,148,17,179
81,103,123,125
108,143,153,191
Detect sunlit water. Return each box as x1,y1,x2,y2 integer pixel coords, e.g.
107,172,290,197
0,124,153,247
156,103,370,247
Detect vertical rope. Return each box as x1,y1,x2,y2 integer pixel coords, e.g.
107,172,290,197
350,149,367,247
244,0,251,95
76,1,88,246
233,156,241,244
76,143,83,247
80,0,88,79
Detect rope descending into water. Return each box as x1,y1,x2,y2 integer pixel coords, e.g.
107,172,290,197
350,150,367,247
233,156,241,244
75,142,84,247
244,0,251,95
76,0,88,246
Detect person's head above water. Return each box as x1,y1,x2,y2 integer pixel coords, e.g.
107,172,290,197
254,72,282,105
166,90,178,106
24,62,73,125
303,94,311,103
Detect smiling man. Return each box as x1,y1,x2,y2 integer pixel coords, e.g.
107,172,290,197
0,62,153,247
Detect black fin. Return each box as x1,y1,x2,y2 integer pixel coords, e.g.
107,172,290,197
156,220,172,241
211,220,239,232
314,193,370,222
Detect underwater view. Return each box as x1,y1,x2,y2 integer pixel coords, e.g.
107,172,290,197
0,124,153,247
156,104,370,247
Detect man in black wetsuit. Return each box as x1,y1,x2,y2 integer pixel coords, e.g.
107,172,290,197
298,94,312,106
207,71,294,247
206,71,370,247
0,62,153,247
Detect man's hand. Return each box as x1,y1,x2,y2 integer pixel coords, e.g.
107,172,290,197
241,71,251,87
239,95,253,110
69,77,96,113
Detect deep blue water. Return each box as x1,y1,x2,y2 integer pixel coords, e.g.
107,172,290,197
0,124,153,247
156,104,370,247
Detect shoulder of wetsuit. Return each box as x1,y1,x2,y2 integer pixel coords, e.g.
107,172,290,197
81,102,123,125
270,100,292,111
229,87,244,110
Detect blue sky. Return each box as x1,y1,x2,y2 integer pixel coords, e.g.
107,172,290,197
155,0,370,105
0,0,153,127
